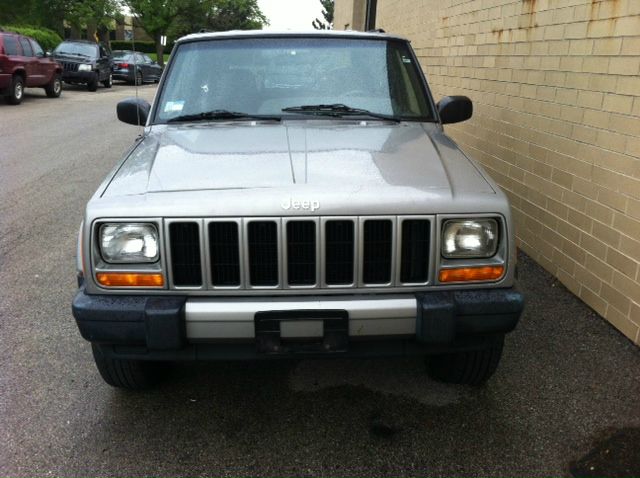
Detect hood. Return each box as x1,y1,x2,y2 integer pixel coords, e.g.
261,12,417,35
104,121,494,201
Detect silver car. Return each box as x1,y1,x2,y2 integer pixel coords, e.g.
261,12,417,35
72,30,524,390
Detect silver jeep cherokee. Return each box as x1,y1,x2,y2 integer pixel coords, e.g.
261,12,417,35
72,30,524,389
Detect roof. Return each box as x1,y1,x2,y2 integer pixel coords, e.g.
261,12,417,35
177,29,408,44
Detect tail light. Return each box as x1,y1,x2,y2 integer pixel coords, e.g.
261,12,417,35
118,62,129,68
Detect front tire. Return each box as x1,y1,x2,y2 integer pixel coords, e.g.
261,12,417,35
45,73,62,98
5,74,24,105
87,75,98,92
91,343,161,390
135,70,143,86
102,73,112,88
427,336,504,385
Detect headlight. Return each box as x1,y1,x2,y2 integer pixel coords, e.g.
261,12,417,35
442,219,498,258
78,63,93,72
100,223,159,263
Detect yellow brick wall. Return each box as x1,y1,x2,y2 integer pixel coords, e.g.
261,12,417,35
335,0,640,344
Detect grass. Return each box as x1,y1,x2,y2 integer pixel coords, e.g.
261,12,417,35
147,53,170,63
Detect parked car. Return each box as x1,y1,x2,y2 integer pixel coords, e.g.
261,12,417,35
72,30,524,390
52,40,113,91
112,50,162,85
0,31,62,104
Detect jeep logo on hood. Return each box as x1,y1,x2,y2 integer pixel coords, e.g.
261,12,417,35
281,197,320,212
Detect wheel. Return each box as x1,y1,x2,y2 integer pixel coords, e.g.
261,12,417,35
427,336,504,385
45,73,62,98
87,75,98,92
135,70,143,86
102,72,113,88
91,343,162,390
5,74,24,104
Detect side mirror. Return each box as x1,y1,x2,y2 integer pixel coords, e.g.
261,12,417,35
117,98,151,126
437,96,473,124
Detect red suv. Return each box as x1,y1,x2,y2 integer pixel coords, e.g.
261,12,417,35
0,32,63,105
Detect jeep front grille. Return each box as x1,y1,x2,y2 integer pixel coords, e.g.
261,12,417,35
61,61,79,72
165,216,432,291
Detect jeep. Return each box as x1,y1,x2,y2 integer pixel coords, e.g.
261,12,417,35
53,40,113,91
72,30,524,390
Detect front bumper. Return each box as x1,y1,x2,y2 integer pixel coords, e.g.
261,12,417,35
72,287,524,360
61,70,96,83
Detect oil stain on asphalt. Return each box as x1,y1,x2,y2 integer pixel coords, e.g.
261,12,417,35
570,427,640,477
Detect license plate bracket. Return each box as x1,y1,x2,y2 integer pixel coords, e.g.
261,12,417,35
255,309,348,355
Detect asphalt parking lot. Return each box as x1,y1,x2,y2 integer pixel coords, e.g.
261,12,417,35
1,84,639,477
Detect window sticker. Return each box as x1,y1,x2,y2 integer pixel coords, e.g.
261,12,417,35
164,100,184,113
402,55,412,64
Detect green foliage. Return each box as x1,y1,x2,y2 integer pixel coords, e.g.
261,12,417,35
147,52,170,62
65,0,118,31
1,0,117,40
2,25,63,50
110,40,173,54
124,0,268,66
312,0,334,30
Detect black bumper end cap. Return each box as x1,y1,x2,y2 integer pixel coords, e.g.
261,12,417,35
416,287,524,344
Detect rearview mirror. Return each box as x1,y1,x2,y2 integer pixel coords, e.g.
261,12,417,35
117,98,151,126
437,96,473,124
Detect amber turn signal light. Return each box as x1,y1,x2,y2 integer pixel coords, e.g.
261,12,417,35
96,272,164,287
439,266,504,283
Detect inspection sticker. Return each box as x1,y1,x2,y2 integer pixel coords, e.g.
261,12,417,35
164,101,185,113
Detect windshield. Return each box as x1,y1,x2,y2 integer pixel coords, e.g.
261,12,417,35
54,42,97,58
154,37,434,123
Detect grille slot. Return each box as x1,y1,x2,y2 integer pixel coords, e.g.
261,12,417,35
209,222,241,286
248,221,279,286
169,222,202,287
362,219,393,284
325,220,355,285
400,220,430,283
286,221,316,286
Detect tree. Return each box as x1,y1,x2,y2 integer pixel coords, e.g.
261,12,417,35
66,0,119,44
123,0,186,66
312,0,333,30
173,0,267,38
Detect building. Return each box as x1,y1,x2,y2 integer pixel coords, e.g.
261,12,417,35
335,0,640,344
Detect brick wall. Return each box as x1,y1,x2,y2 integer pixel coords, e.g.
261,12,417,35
335,0,640,344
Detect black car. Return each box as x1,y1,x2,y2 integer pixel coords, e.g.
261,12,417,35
112,50,162,85
52,40,113,91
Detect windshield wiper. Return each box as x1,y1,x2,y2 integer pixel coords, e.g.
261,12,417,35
282,104,400,122
167,110,281,123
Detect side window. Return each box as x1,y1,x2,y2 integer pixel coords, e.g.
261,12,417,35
3,35,19,56
19,37,33,57
30,39,44,57
99,46,107,58
143,54,152,64
136,53,145,64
